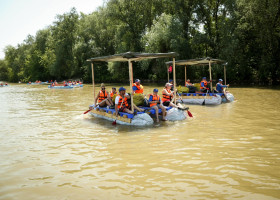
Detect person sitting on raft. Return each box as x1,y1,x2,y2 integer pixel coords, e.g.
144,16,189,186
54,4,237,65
115,87,144,115
185,79,197,93
132,79,144,94
200,77,211,93
162,83,180,108
216,79,229,93
95,83,113,108
110,87,117,98
149,89,166,122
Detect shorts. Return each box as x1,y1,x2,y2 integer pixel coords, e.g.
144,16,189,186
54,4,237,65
163,101,170,106
119,105,131,112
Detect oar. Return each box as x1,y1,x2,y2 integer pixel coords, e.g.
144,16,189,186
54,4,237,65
83,98,110,114
202,90,209,105
176,95,193,118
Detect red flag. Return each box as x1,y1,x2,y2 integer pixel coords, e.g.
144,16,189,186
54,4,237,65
168,66,173,73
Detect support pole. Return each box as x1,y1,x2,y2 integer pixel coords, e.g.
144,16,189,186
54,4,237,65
184,65,187,85
209,61,212,92
173,57,176,104
91,62,95,103
167,65,169,82
128,60,134,112
224,66,227,85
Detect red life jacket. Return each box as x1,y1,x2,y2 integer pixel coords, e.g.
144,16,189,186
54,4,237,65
200,80,208,89
133,83,144,94
149,94,160,107
162,88,173,102
98,90,108,103
117,95,129,109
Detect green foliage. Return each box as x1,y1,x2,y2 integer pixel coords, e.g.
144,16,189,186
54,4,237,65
2,0,280,85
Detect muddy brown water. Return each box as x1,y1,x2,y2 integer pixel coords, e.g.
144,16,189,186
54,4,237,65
0,84,280,199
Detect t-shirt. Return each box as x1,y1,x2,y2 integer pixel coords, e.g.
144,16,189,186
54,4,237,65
216,83,227,92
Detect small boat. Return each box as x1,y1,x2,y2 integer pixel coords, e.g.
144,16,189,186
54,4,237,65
48,85,74,89
86,52,190,125
166,58,234,105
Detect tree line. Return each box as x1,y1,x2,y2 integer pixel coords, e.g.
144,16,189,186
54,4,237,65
0,0,279,85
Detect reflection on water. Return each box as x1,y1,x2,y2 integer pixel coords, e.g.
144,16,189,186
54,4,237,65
0,84,280,199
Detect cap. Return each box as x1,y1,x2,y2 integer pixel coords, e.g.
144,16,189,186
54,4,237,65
169,79,173,82
153,88,158,92
101,83,105,87
119,87,126,92
219,79,223,82
202,77,206,80
165,83,171,87
135,79,140,83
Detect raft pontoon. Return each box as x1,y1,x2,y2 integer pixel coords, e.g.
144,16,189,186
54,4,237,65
166,58,234,105
86,52,189,125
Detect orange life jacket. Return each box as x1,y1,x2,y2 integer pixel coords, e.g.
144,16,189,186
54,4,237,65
149,94,160,107
117,95,129,109
98,90,108,103
110,91,116,98
133,83,144,94
162,88,173,102
200,80,208,89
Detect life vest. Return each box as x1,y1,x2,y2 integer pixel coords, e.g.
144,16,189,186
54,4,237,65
162,88,173,102
133,83,144,94
117,95,129,109
98,90,108,103
200,80,208,89
149,94,160,107
110,91,116,98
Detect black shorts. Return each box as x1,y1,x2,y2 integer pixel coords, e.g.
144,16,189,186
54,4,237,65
119,105,131,112
163,101,170,106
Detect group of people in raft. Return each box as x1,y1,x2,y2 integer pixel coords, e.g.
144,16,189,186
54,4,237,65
93,79,185,122
93,78,229,122
185,77,229,93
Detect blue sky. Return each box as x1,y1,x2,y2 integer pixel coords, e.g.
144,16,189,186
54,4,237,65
0,0,104,59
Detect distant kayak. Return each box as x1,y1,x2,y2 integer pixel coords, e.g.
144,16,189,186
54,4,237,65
48,85,74,89
27,82,49,85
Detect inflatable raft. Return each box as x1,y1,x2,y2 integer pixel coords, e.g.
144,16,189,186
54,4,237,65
27,82,49,85
48,84,83,89
178,92,234,105
88,105,188,126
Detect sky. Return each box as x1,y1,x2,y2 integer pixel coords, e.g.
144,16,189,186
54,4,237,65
0,0,105,59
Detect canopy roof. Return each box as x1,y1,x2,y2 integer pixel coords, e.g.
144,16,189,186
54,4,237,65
165,57,226,66
87,52,178,62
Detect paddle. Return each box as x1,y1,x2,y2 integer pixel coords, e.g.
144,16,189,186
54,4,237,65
176,96,193,118
202,89,209,106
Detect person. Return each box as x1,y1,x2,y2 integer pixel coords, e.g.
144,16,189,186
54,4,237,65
185,79,197,93
149,89,166,122
162,83,179,108
216,79,229,93
95,83,113,108
115,87,144,115
110,87,117,98
200,77,211,93
132,79,144,94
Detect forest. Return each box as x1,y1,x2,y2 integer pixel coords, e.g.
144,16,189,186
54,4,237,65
0,0,279,85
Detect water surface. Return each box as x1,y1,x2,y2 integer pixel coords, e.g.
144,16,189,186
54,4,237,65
0,84,280,199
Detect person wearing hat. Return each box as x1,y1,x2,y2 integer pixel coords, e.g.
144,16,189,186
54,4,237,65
95,83,113,108
200,77,211,93
132,79,144,94
149,89,167,122
216,79,229,93
115,87,144,116
162,83,180,108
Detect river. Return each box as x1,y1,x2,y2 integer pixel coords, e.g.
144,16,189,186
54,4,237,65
0,84,280,200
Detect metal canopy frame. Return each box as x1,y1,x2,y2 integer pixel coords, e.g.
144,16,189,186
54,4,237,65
88,52,179,112
165,57,228,91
